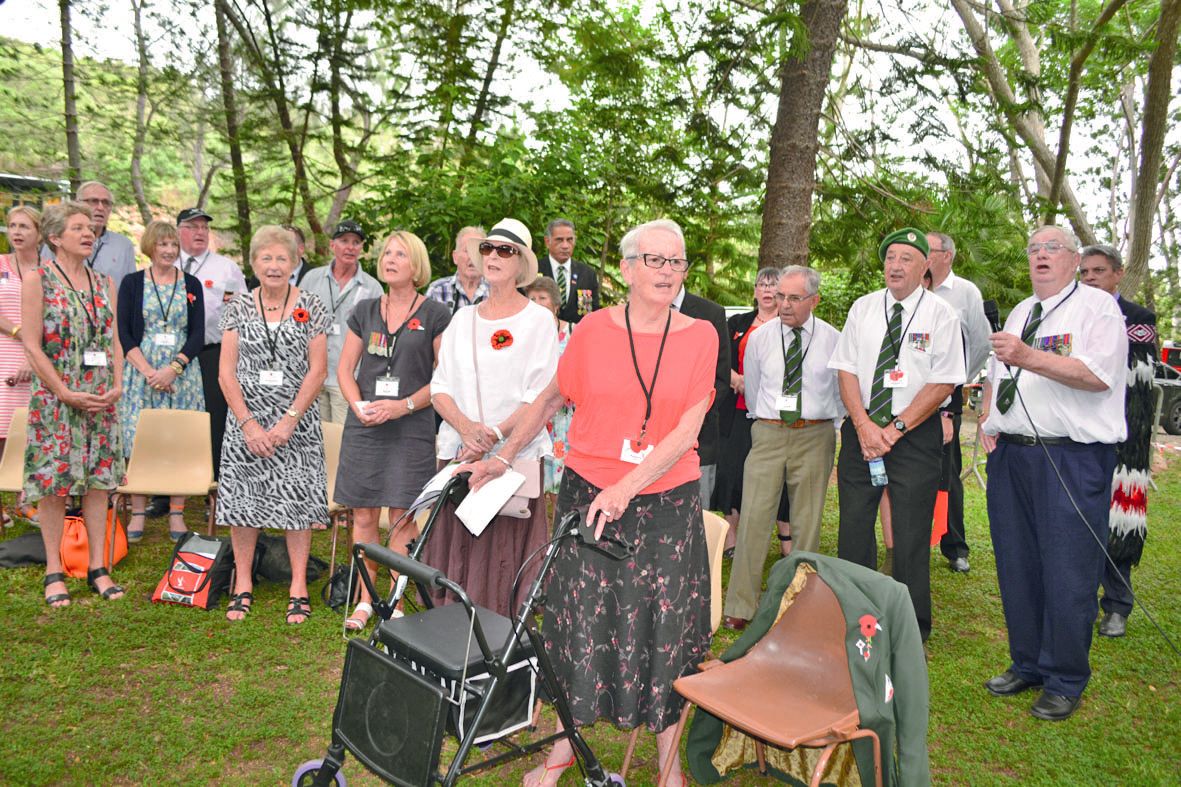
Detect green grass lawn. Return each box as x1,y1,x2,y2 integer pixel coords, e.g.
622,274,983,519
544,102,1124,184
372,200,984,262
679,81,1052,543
2,436,1179,785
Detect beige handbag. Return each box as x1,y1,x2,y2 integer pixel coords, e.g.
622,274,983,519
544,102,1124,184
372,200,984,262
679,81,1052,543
471,309,542,519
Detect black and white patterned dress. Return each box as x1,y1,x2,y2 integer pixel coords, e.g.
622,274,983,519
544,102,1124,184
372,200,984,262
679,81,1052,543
215,291,330,530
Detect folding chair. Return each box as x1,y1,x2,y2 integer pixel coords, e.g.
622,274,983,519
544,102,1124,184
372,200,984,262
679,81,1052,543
670,570,883,787
0,407,27,522
619,509,729,781
114,409,214,531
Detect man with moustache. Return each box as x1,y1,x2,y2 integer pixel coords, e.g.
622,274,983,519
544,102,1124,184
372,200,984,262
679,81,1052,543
177,207,248,479
537,219,600,323
828,227,965,642
300,219,382,424
979,226,1126,720
722,265,842,630
426,225,488,314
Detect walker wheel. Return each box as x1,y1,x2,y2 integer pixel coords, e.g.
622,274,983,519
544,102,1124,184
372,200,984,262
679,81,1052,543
608,774,626,786
292,759,346,787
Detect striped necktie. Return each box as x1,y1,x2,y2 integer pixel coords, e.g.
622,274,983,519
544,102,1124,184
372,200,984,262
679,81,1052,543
185,256,197,274
556,264,568,304
867,303,904,427
995,302,1043,414
780,327,803,422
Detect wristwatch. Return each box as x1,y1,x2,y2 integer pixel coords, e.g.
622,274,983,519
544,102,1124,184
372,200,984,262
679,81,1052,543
892,418,908,434
286,408,301,419
404,397,416,412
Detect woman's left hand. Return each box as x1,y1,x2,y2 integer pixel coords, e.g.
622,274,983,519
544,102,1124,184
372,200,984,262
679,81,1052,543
14,364,32,384
147,366,178,392
99,385,122,407
364,398,406,425
267,415,298,447
587,483,635,540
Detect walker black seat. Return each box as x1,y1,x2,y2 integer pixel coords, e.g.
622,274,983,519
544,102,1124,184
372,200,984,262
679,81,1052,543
377,602,534,680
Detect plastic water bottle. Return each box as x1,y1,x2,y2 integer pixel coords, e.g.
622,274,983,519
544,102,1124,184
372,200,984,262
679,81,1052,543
869,457,888,487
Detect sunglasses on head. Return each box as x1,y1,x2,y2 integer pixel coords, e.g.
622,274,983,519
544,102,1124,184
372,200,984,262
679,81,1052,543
479,241,520,258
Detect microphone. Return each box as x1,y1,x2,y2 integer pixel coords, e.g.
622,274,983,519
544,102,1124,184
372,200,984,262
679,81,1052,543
983,299,1001,333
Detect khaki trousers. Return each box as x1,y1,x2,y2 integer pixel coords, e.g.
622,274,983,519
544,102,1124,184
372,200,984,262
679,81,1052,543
723,419,835,620
317,386,349,425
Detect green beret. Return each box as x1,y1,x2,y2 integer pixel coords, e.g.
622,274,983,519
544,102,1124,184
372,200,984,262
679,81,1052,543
877,227,929,262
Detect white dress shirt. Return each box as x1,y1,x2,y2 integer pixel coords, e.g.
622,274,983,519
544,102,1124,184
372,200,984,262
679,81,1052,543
743,316,844,420
177,250,248,345
982,281,1127,443
932,270,991,380
828,286,966,415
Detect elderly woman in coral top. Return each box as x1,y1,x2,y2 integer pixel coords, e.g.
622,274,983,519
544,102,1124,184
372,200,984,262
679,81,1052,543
467,219,717,787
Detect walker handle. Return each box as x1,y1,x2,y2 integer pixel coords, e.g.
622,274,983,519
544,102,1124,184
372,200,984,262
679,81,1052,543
355,543,445,589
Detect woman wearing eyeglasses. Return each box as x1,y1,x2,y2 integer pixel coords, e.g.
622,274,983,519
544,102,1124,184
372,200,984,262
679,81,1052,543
465,219,717,787
425,218,559,617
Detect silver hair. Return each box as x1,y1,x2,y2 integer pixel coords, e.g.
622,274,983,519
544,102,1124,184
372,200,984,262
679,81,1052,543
780,265,821,295
454,225,485,248
1081,243,1123,270
40,201,92,250
620,219,686,259
754,266,782,285
928,231,955,257
545,219,575,237
1029,224,1079,252
76,180,112,199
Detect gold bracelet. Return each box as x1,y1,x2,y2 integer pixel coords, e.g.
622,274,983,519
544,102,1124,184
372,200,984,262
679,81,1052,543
169,361,184,374
9,325,19,338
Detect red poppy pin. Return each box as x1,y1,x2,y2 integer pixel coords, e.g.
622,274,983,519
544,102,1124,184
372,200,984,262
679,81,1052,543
186,293,196,303
491,329,513,350
204,279,214,288
407,318,423,331
292,308,310,323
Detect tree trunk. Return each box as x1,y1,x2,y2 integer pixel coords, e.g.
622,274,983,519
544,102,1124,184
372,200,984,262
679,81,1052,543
130,0,153,224
462,0,514,157
58,0,81,193
759,0,848,268
215,0,252,255
1121,0,1181,296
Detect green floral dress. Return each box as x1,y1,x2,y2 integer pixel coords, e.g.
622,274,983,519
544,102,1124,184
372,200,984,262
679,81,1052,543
23,264,124,502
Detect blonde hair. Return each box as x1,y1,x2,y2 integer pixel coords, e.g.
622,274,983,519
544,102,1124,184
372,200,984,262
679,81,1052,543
40,201,93,251
380,230,432,289
249,224,299,265
6,205,41,231
140,220,180,259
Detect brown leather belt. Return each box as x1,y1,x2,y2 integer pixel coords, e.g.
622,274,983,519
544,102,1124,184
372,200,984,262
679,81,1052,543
759,418,831,430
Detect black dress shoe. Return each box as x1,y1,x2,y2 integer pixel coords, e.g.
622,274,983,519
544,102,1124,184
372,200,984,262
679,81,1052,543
984,669,1042,696
1030,691,1081,721
1098,611,1127,638
948,557,970,573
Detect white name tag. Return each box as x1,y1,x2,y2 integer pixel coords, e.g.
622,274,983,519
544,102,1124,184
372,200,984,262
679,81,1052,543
883,368,908,388
374,376,400,398
328,324,341,335
83,350,108,367
620,438,654,464
259,369,284,386
154,333,177,347
775,394,799,411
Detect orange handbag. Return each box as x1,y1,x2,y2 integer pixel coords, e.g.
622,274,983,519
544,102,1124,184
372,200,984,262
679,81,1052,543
59,508,129,579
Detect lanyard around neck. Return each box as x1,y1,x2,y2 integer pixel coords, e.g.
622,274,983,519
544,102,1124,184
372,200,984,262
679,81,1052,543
381,293,420,375
624,303,672,442
255,285,292,366
882,289,924,364
148,267,180,322
50,259,99,346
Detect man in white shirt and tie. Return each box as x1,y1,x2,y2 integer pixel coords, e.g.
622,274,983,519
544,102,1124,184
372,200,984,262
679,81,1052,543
176,207,248,477
722,265,842,630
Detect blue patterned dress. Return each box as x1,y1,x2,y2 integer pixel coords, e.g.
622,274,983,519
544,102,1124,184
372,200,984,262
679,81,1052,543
118,274,205,456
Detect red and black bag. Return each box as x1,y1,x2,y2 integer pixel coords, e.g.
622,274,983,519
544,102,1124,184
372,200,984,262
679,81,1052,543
151,532,233,610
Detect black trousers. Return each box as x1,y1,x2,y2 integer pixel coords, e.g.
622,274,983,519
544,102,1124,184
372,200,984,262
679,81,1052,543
938,413,969,561
197,343,226,480
837,415,942,641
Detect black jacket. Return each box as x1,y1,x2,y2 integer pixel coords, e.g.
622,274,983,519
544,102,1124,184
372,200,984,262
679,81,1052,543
538,257,600,323
679,291,730,466
718,309,760,437
117,270,206,361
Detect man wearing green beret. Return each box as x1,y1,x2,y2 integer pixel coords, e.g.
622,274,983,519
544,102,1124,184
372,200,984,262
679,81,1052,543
827,227,966,641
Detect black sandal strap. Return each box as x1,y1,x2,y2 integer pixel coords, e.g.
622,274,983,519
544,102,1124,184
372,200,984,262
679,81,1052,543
777,533,793,541
43,572,68,587
87,567,111,582
99,584,124,600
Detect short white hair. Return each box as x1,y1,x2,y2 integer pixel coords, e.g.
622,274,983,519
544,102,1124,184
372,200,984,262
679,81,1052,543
780,265,821,296
620,219,685,259
1030,224,1078,252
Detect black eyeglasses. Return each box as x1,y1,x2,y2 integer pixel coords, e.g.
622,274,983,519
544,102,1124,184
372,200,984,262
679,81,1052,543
479,242,519,258
628,253,690,272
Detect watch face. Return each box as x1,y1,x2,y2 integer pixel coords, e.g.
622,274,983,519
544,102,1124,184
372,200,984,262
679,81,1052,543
893,419,906,432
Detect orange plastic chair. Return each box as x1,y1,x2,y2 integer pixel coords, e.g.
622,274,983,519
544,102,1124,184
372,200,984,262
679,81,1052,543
669,571,883,787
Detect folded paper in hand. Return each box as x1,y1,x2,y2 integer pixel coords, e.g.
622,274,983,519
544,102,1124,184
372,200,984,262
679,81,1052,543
455,470,525,536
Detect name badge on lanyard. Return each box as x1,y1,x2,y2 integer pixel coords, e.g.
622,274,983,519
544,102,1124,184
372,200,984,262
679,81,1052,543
374,375,400,398
260,369,284,386
620,439,654,464
83,349,108,368
775,393,798,411
883,368,908,388
154,333,177,348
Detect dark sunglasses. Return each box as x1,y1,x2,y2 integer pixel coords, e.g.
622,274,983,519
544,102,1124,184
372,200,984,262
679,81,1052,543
479,242,519,259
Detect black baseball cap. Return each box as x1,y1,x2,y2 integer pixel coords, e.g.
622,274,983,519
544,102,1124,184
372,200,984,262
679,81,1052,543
332,219,366,241
177,207,213,225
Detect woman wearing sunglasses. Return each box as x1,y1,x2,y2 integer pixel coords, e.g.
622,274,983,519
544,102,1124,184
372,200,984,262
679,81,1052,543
426,218,559,617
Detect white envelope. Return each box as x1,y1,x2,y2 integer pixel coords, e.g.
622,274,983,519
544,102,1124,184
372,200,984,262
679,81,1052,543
455,470,526,536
